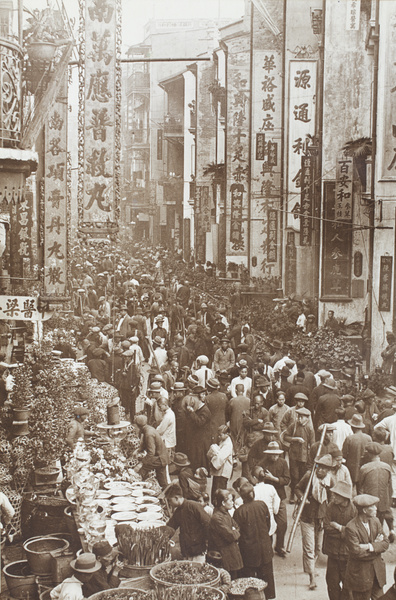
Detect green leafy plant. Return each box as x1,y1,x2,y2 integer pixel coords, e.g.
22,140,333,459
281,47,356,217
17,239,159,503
10,364,33,408
23,7,69,45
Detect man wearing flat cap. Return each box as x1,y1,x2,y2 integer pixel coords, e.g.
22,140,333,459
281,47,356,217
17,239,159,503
213,338,235,374
345,495,389,599
295,454,335,590
323,481,356,600
358,442,394,543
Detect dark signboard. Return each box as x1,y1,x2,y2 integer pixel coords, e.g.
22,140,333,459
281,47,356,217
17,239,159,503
322,182,352,298
379,255,393,312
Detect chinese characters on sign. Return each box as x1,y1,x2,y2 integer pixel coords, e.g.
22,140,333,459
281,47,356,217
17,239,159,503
230,184,244,251
285,232,297,296
0,296,46,321
251,50,282,270
378,256,393,312
335,151,353,221
287,61,317,230
267,209,277,263
300,156,314,246
196,186,210,263
227,53,250,254
10,193,32,279
79,0,120,233
346,0,360,31
44,76,68,295
322,183,352,298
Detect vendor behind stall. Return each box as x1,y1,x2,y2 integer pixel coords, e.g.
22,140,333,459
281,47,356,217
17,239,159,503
66,406,91,450
82,541,120,596
50,553,101,600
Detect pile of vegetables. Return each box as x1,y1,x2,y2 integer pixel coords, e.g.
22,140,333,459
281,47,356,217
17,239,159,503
152,562,218,586
230,578,267,596
88,588,223,600
115,524,174,566
155,587,223,600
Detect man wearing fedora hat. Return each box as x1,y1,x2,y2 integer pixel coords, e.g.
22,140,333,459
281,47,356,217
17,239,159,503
329,447,353,487
269,340,283,367
247,422,279,475
171,382,188,454
206,378,227,443
185,388,212,471
345,495,389,600
170,452,196,499
50,553,101,600
323,481,356,600
261,441,290,557
342,414,372,490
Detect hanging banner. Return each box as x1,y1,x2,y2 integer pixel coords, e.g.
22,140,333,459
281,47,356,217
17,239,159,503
78,0,121,235
322,182,352,298
251,49,282,272
44,75,68,296
300,155,314,246
287,60,317,230
230,184,244,251
335,151,353,221
378,256,393,312
227,49,250,255
379,4,396,180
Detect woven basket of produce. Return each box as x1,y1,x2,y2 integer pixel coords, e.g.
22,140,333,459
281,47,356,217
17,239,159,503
228,578,267,599
150,561,220,590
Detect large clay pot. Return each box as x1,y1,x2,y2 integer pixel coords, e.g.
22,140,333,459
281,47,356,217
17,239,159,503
23,537,69,575
27,42,57,62
3,560,38,599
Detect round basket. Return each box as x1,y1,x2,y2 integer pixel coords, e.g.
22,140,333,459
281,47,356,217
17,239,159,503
150,561,220,589
88,589,149,600
228,578,267,599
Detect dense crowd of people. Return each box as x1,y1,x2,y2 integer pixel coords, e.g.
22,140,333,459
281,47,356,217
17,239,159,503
58,242,396,600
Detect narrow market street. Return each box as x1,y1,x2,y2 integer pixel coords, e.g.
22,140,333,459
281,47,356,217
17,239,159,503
3,1,396,600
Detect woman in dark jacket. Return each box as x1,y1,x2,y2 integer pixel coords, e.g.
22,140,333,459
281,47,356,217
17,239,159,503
234,482,276,600
209,489,243,578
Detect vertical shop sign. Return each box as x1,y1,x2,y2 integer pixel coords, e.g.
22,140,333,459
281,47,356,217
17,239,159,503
256,133,265,160
267,209,277,263
287,61,317,229
379,256,393,311
285,231,297,295
230,184,244,250
227,52,250,254
78,0,121,234
251,50,282,269
322,182,352,298
300,155,314,246
200,186,211,233
335,151,353,221
346,0,360,31
379,6,396,180
44,75,68,295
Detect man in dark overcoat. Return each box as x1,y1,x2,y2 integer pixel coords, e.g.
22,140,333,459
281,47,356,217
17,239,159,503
345,494,389,600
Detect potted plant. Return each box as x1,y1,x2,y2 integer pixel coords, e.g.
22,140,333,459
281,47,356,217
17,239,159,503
23,7,70,63
10,364,33,431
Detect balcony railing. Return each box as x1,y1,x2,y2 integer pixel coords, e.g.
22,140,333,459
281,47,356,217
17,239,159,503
127,71,150,94
164,114,183,136
0,39,22,148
